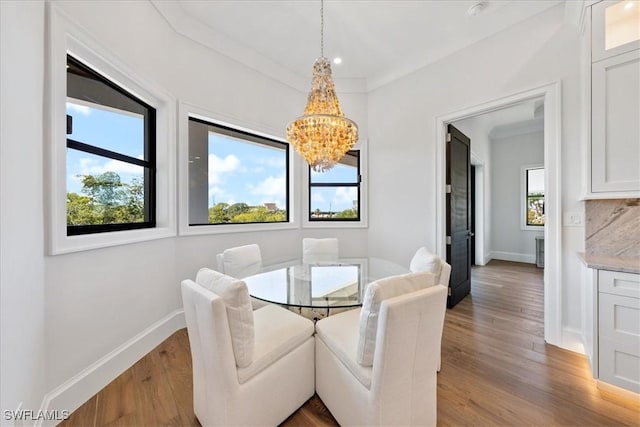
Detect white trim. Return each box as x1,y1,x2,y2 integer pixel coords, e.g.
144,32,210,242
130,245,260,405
177,102,300,236
37,310,186,427
46,4,177,255
490,251,536,265
301,139,369,229
435,81,563,348
562,326,586,355
521,164,546,231
470,153,486,266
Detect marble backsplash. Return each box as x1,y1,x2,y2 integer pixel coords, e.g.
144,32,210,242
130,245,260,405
585,198,640,258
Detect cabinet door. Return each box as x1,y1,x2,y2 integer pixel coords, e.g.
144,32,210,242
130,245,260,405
592,0,640,63
598,292,640,392
592,49,640,193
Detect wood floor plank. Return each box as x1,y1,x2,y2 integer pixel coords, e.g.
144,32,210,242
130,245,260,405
61,260,640,426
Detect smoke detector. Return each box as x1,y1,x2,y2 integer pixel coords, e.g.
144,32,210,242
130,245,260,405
467,1,487,16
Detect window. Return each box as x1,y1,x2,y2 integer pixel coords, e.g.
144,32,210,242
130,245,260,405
525,167,545,227
187,117,289,225
66,55,156,235
309,151,360,221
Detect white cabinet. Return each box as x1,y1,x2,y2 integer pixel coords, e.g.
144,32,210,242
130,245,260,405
588,1,640,197
597,270,640,393
592,0,640,62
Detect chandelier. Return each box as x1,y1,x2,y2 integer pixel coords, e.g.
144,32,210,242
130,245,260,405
286,0,358,172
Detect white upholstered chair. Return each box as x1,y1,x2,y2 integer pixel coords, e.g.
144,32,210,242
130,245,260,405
181,268,315,426
302,237,339,263
410,246,452,288
216,244,268,309
216,243,263,279
315,272,448,426
409,246,451,372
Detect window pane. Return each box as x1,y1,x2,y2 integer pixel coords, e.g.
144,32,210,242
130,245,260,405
310,187,358,219
527,168,544,194
526,168,545,226
66,99,145,159
66,149,146,226
188,119,288,225
310,152,358,184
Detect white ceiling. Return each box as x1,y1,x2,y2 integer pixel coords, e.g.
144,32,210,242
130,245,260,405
152,0,564,92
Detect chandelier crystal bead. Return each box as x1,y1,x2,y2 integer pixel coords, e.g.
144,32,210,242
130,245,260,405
286,0,358,172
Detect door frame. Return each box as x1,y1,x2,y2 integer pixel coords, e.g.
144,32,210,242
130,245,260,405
434,81,562,347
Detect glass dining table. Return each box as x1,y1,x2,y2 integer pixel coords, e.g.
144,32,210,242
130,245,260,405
243,257,410,311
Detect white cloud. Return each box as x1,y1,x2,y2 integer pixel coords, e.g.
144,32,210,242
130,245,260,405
249,174,285,198
66,102,92,116
208,186,235,206
208,153,240,185
311,191,325,203
77,156,143,176
334,187,357,205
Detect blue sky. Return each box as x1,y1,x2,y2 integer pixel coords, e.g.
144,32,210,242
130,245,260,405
67,99,358,212
66,101,144,194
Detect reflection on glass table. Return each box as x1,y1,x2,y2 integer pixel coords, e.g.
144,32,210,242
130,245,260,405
243,258,410,309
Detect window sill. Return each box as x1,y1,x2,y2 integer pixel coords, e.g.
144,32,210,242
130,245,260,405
521,226,545,232
302,220,368,229
179,221,299,236
50,226,176,255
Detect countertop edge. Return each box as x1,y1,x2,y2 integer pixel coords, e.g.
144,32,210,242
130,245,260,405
577,252,640,274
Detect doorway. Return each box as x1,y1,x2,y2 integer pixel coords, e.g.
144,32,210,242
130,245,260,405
434,82,562,347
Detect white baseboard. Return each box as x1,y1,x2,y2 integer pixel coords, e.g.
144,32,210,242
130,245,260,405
38,310,186,426
561,326,585,355
490,251,536,264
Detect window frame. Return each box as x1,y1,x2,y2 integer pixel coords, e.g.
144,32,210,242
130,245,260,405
47,7,176,255
308,150,361,222
521,164,545,230
66,54,157,236
187,116,290,227
178,103,299,236
302,140,368,229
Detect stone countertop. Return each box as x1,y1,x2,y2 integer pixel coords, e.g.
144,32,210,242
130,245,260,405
578,252,640,274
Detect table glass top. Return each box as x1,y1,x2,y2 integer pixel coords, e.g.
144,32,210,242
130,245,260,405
243,257,410,308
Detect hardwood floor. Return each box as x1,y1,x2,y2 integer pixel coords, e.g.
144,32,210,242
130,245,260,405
62,260,639,426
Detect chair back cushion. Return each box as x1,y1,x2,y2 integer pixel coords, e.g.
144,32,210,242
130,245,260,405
222,244,262,278
409,246,442,277
357,271,432,366
302,238,339,263
195,268,255,367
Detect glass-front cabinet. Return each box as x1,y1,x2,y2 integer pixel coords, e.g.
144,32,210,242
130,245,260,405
592,0,640,61
589,1,640,195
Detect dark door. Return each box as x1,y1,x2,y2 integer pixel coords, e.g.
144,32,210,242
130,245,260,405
446,124,471,308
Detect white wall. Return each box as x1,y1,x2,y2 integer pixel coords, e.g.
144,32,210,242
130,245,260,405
367,4,584,344
0,0,48,417
490,130,544,263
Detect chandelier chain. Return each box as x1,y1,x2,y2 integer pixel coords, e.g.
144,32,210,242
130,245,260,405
320,0,324,57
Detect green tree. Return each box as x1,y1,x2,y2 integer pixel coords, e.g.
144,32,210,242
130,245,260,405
335,208,357,219
81,172,125,207
208,202,230,223
227,202,249,218
231,207,286,223
66,172,145,225
66,192,102,225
